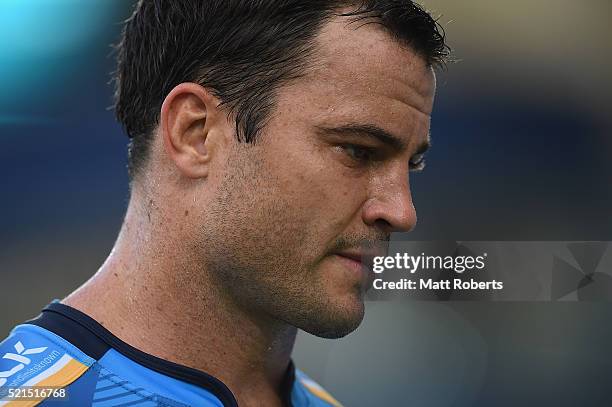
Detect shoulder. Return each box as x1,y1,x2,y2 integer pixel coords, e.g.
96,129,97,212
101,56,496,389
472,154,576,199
293,369,344,407
0,322,221,406
0,323,95,398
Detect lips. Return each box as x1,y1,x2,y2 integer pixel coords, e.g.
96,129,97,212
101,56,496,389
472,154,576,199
335,251,363,264
334,248,385,263
331,251,378,288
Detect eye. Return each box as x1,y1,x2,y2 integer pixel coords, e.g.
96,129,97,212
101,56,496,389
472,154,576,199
409,153,426,171
340,144,374,163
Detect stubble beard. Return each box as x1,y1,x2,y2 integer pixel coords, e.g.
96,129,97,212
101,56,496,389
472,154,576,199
199,145,367,339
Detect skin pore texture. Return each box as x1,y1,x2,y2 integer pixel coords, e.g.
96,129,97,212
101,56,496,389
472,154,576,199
63,14,436,407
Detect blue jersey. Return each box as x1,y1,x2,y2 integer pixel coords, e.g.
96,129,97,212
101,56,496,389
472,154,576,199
0,302,342,407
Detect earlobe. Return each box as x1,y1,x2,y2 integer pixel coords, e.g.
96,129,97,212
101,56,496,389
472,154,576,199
160,83,223,179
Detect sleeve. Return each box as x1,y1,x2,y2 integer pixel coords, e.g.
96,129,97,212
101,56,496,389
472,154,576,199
0,323,95,406
293,369,343,407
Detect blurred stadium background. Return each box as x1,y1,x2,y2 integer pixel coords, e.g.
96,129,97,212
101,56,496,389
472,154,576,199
1,1,611,405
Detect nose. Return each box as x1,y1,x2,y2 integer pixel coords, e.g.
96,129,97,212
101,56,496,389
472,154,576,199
362,174,417,234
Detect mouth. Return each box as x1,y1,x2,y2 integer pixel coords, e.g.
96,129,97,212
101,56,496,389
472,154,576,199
333,248,386,265
334,251,363,264
331,251,375,286
331,247,386,289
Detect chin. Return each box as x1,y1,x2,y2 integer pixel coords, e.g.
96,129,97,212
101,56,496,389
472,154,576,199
298,295,366,339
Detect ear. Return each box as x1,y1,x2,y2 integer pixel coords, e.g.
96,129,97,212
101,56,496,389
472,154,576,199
159,82,227,179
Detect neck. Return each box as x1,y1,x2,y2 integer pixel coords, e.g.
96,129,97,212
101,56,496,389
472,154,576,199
63,197,297,406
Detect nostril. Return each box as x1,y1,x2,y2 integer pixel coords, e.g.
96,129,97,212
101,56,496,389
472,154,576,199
373,219,393,234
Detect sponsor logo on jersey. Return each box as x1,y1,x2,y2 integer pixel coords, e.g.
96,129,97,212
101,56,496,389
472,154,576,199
0,341,47,387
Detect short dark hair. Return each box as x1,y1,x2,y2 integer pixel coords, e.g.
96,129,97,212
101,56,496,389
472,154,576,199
113,0,449,179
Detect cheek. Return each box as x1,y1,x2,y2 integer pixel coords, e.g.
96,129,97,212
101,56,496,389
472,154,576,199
274,159,367,241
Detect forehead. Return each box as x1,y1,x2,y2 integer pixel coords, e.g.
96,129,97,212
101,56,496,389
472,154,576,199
269,15,436,151
312,16,436,112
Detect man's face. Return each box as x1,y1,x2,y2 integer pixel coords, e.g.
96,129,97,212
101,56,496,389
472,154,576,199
201,18,436,338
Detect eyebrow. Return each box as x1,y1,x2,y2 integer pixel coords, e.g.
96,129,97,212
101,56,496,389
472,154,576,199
316,123,430,156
